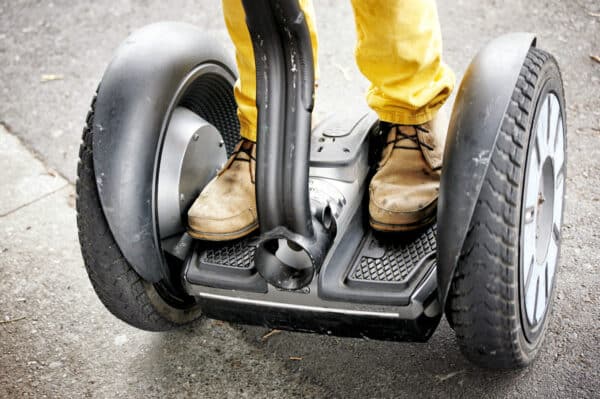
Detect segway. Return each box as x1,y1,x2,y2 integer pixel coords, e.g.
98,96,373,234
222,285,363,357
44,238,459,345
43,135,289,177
77,0,566,369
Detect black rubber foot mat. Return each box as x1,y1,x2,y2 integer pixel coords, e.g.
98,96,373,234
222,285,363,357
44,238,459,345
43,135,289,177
347,224,436,287
199,237,257,270
186,235,266,293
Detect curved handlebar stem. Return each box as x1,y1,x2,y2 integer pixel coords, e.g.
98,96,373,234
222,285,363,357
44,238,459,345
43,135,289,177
242,0,333,289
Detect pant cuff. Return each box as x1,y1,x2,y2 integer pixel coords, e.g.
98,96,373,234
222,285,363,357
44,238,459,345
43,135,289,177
375,108,440,126
238,117,257,142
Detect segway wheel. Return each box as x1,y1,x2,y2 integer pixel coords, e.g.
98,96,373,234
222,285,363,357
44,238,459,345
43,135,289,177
76,95,201,331
77,65,242,332
446,48,566,368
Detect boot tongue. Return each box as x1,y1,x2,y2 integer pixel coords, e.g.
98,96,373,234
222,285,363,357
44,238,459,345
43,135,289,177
240,139,254,152
234,139,254,161
218,139,255,177
235,139,256,183
395,126,420,149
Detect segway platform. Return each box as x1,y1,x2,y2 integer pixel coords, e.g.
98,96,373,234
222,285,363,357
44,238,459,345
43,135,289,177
184,218,439,341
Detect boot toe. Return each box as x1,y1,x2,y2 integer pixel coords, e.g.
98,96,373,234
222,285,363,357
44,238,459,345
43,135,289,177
188,207,258,240
369,185,438,231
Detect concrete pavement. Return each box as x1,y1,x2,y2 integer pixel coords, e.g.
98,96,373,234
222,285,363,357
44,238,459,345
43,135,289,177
0,126,328,398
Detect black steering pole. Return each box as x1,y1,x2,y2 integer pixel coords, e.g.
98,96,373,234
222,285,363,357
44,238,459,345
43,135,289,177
241,0,333,290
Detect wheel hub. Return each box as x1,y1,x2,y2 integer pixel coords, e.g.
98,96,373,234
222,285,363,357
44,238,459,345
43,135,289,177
157,107,227,238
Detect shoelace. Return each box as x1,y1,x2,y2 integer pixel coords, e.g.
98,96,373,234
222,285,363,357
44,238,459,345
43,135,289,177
229,140,256,164
385,125,434,151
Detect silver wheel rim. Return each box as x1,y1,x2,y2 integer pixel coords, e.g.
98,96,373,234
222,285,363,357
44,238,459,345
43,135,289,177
155,63,236,240
522,92,565,328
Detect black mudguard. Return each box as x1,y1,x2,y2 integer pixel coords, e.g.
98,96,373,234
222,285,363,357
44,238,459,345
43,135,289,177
92,22,236,282
437,33,536,304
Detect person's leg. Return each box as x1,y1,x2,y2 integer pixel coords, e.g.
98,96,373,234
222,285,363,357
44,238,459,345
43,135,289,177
351,0,454,125
187,0,319,240
223,0,319,142
350,0,456,231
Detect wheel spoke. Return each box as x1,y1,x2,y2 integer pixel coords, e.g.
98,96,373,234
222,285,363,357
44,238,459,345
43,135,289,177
548,95,560,147
532,276,540,324
553,116,565,232
524,252,535,291
546,234,559,296
523,214,536,251
554,175,564,229
536,97,549,161
525,149,540,209
525,255,537,287
522,210,536,298
524,256,538,324
553,118,565,180
535,268,547,323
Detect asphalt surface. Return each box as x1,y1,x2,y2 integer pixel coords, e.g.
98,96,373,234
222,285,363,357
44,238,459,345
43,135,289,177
1,0,599,398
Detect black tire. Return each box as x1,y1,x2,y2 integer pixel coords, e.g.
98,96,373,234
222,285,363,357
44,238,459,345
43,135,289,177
76,94,203,331
445,48,566,368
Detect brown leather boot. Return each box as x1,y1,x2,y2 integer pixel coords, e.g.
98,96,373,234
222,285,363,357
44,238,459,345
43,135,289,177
369,113,448,232
187,139,258,241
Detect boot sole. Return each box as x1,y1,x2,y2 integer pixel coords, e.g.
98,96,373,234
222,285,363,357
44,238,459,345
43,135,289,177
369,212,437,232
187,222,259,241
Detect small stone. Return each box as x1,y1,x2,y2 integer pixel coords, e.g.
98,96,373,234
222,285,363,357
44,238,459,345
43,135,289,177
48,361,62,369
114,334,128,346
51,129,64,138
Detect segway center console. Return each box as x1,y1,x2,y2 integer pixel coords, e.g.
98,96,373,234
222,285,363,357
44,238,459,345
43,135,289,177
77,0,567,368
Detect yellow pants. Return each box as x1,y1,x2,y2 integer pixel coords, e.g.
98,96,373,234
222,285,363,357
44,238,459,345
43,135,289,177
222,0,455,142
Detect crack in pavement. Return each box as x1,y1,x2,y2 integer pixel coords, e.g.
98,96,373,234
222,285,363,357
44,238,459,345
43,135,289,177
0,183,71,218
0,120,73,185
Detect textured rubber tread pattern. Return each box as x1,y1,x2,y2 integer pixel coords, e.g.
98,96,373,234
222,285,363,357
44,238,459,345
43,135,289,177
200,238,256,269
77,95,195,331
350,225,436,282
446,48,563,368
179,73,240,156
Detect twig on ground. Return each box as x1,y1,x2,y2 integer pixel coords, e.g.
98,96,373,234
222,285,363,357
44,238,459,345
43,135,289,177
0,316,27,325
435,369,466,382
41,74,64,83
261,329,282,341
590,55,600,64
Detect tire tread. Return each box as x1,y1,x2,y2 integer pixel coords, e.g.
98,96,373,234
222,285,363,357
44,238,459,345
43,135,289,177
76,93,183,331
445,48,561,368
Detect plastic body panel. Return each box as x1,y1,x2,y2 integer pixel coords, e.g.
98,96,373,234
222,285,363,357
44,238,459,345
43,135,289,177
437,33,536,304
92,22,236,282
198,286,439,342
